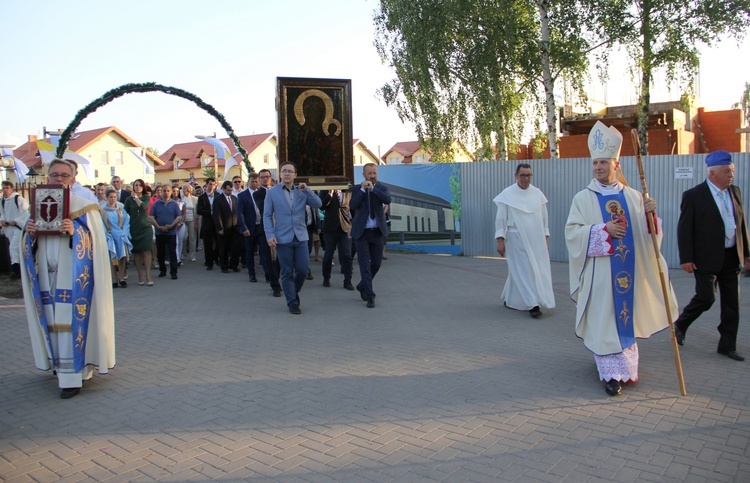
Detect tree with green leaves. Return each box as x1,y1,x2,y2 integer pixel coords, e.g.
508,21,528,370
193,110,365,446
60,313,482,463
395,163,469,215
592,1,750,154
732,81,750,125
202,167,216,180
733,81,750,149
375,0,593,160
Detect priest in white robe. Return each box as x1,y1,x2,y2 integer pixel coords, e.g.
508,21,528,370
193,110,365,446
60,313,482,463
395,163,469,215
1,180,30,279
493,163,555,318
20,159,115,399
565,121,677,396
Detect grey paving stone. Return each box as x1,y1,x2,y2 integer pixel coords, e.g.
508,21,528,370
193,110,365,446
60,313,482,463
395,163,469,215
1,254,748,481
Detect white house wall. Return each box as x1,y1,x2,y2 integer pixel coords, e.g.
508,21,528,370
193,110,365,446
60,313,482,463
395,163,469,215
79,133,155,185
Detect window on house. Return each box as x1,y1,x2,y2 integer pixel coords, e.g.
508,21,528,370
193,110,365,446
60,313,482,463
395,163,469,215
264,154,269,164
100,151,109,165
114,151,123,165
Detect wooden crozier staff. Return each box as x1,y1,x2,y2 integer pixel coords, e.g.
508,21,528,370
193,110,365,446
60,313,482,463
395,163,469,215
630,129,687,396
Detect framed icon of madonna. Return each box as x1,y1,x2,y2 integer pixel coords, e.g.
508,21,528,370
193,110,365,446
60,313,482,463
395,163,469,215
276,77,354,190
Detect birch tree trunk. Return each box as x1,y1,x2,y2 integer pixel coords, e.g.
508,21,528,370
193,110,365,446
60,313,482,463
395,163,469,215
537,0,559,159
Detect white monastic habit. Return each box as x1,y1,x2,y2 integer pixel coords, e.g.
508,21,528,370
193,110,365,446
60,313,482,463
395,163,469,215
493,183,555,311
565,121,676,385
20,194,116,389
1,189,30,267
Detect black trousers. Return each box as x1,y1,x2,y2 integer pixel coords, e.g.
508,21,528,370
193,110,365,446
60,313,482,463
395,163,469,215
201,229,219,268
258,234,281,291
322,231,353,282
675,247,741,351
354,228,384,299
156,234,177,275
218,227,242,270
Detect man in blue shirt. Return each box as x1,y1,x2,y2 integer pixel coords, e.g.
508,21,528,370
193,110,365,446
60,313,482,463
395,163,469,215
263,162,322,314
149,185,182,279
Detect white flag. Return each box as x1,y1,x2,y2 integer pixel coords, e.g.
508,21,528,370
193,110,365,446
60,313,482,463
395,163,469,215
36,140,95,181
1,148,29,182
129,148,155,174
201,138,240,181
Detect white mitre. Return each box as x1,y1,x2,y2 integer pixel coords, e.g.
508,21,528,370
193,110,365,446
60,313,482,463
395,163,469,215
588,120,622,159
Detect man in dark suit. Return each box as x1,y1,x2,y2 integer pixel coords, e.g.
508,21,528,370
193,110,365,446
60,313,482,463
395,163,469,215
674,150,750,361
238,173,262,282
213,180,244,273
350,163,391,308
196,178,220,270
112,176,131,204
263,162,322,314
319,189,354,290
254,169,282,297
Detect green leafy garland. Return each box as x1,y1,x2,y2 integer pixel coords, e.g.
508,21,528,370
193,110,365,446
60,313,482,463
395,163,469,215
56,82,253,175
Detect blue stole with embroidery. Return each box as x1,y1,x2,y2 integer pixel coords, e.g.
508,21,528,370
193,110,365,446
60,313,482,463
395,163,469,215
22,214,95,373
71,214,95,373
596,191,636,350
23,233,55,365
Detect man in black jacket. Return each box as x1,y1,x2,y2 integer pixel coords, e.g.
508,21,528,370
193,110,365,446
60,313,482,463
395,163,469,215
212,180,243,273
196,178,219,270
318,189,354,290
253,169,282,297
674,150,750,361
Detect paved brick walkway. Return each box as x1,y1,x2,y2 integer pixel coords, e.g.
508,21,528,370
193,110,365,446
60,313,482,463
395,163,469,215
1,252,748,481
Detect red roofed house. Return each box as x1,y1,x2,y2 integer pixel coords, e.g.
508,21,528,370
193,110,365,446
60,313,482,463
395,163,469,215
11,126,163,185
353,139,381,167
381,140,474,165
155,133,277,185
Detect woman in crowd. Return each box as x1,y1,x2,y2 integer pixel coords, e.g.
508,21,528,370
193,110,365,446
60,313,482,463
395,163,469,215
150,184,162,269
182,183,199,261
171,185,187,265
194,184,203,253
102,186,133,288
124,179,154,286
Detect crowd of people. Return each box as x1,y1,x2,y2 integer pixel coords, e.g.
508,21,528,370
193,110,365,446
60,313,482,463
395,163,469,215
4,135,749,399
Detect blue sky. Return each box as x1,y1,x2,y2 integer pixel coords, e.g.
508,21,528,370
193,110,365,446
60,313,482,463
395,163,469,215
1,0,748,157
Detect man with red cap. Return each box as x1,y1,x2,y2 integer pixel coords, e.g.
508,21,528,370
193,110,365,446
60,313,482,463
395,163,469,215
674,150,750,361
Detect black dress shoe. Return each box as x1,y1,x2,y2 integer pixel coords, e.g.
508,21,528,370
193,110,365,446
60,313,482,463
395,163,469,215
289,303,301,315
232,267,241,272
674,327,685,346
343,281,355,291
272,289,281,297
529,306,542,318
717,349,745,361
249,275,257,282
221,268,230,273
366,298,375,308
171,274,178,280
306,270,314,280
158,271,167,278
323,279,331,287
206,265,213,271
358,287,367,301
605,379,622,396
60,387,80,399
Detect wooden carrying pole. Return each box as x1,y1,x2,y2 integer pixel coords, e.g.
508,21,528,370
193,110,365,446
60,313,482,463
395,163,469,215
630,129,687,396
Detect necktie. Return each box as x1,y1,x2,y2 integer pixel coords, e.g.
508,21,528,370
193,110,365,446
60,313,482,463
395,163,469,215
368,190,376,219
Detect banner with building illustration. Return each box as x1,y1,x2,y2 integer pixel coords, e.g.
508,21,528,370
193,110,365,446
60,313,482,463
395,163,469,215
353,163,461,255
